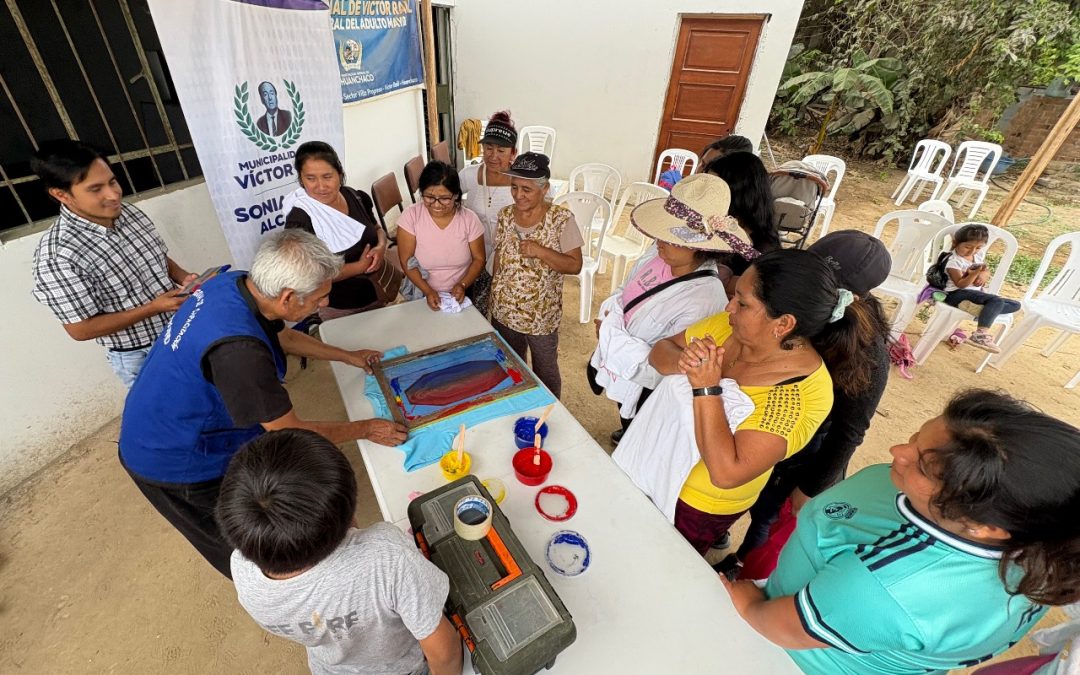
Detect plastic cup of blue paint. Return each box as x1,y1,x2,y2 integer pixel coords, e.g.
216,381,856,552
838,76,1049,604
514,416,549,449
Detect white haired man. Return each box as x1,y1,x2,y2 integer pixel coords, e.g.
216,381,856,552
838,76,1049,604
118,230,407,577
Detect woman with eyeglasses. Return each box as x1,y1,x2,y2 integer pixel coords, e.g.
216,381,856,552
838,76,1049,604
396,161,486,311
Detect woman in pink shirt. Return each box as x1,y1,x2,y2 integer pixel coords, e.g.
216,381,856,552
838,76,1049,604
396,161,486,311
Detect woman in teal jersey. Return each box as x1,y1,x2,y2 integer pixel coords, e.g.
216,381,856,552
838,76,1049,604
724,389,1080,674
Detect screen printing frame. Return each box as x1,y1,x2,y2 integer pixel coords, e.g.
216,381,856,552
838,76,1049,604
371,332,541,430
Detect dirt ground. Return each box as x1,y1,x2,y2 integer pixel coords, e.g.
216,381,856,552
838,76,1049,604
2,144,1078,674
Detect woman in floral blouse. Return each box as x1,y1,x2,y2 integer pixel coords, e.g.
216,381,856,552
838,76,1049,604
490,153,582,398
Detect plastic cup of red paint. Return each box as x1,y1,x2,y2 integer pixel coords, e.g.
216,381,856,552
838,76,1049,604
512,448,552,486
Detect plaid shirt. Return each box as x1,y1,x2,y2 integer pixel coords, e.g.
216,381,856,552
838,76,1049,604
32,204,174,350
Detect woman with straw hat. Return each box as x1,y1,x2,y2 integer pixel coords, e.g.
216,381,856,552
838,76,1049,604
588,174,743,445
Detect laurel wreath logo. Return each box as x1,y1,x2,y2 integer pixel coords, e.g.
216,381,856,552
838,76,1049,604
233,80,306,152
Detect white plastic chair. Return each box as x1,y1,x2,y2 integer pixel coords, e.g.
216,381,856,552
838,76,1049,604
568,163,622,204
916,199,955,223
465,121,489,165
553,191,613,323
802,154,846,239
986,232,1080,387
871,210,954,339
911,222,1019,368
892,140,952,205
569,163,622,257
598,182,669,293
654,148,699,184
517,125,556,160
933,141,1002,220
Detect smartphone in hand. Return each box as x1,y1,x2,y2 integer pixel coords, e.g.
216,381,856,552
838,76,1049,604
178,265,231,297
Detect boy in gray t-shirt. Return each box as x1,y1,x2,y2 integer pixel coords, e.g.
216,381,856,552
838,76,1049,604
217,429,462,675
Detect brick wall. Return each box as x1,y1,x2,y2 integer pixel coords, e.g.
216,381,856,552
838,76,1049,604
1003,95,1080,161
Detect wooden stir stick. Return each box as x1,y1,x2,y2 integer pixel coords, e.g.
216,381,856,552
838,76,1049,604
535,403,554,434
456,424,465,468
533,433,542,466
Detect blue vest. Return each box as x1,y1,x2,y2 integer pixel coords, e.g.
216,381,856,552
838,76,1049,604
119,271,286,483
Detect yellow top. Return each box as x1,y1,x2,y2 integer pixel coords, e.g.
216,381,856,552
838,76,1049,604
679,313,834,514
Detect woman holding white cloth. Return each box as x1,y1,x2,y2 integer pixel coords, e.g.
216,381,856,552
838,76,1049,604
284,141,400,318
589,174,754,444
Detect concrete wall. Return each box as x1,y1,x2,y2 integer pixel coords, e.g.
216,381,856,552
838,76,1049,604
0,181,230,496
450,0,803,182
341,87,429,231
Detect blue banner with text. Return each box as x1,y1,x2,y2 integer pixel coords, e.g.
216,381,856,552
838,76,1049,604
331,0,425,103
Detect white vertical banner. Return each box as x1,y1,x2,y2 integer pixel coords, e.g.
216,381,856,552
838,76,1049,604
147,0,344,268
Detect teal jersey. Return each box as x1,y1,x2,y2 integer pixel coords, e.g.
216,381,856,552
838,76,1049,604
765,464,1046,675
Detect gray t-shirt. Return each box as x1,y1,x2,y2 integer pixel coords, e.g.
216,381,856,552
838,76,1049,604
231,523,449,675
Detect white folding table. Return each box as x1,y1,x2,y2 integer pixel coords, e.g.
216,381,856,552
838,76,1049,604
321,300,799,674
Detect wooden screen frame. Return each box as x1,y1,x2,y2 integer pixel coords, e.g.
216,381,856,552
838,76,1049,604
371,332,541,430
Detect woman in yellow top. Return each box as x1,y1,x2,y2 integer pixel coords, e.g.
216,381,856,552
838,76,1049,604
637,248,883,554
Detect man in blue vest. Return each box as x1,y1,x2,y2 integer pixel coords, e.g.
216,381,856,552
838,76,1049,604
119,229,407,578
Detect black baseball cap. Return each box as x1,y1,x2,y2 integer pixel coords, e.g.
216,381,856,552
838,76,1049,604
809,230,892,296
503,152,551,180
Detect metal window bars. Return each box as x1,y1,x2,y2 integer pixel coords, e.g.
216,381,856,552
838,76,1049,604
1,0,198,232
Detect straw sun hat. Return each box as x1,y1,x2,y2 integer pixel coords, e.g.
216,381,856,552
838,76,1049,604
631,173,759,259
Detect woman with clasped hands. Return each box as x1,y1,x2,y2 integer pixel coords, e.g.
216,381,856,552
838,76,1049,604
618,249,880,554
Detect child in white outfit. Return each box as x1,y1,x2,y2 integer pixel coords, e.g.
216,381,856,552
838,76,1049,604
942,224,1021,353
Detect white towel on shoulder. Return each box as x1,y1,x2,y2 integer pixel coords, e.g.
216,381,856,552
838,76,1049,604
282,187,367,253
613,375,755,523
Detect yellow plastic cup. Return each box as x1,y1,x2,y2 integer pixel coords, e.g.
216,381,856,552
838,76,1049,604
482,478,507,504
440,450,471,481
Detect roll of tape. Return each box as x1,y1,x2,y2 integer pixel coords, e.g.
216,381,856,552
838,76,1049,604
454,495,492,541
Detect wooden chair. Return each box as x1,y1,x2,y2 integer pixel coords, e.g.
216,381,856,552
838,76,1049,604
432,140,451,165
403,155,424,203
371,172,404,242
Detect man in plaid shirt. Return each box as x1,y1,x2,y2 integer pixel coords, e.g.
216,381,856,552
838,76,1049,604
31,140,196,387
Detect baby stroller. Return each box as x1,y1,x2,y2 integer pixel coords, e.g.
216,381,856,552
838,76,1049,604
768,160,830,249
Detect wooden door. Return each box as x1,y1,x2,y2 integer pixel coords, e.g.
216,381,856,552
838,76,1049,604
653,15,764,177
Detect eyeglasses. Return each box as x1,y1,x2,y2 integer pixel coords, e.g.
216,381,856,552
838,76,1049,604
422,194,456,206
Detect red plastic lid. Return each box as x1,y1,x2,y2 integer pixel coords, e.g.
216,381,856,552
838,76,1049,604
535,484,578,522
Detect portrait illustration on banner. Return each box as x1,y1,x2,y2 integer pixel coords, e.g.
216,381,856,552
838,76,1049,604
233,79,306,152
255,81,293,136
